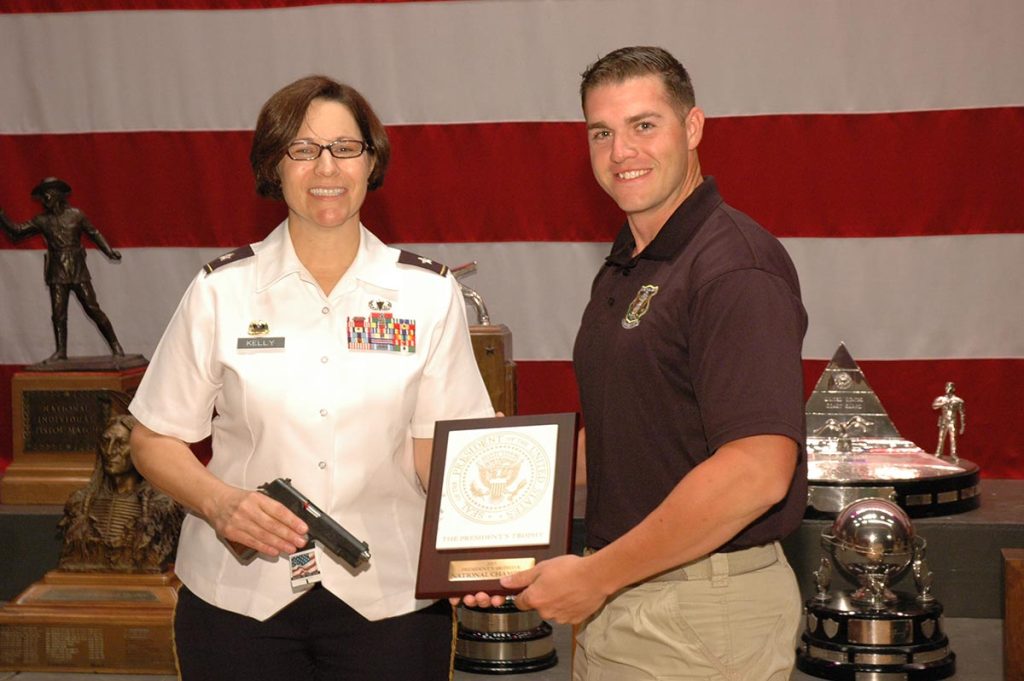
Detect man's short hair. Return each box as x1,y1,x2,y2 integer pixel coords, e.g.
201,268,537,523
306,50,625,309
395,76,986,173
250,75,391,199
580,46,696,118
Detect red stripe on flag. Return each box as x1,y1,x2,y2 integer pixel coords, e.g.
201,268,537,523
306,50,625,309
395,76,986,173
0,0,435,13
515,358,1024,480
1,360,1021,477
2,108,1021,248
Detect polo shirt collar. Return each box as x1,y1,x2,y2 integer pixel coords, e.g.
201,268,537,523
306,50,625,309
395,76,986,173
254,220,399,293
605,176,724,267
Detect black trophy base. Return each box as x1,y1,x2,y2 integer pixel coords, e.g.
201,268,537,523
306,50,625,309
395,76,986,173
806,460,981,520
454,603,558,675
797,591,955,680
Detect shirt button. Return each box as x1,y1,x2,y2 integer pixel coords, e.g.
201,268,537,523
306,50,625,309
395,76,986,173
318,461,327,470
321,356,329,364
320,409,328,417
321,307,330,315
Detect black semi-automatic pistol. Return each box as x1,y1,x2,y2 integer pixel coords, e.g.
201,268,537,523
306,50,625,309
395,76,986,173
230,478,371,568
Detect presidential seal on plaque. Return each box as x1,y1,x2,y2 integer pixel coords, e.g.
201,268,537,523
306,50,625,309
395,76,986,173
797,498,955,680
416,413,577,598
805,344,980,518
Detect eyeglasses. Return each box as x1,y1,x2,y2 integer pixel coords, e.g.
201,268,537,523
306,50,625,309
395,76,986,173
286,139,371,161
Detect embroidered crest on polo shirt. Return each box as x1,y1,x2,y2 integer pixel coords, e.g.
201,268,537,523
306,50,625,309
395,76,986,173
622,284,660,329
347,313,416,353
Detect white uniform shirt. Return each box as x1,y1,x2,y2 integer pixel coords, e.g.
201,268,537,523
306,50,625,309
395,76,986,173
129,221,494,621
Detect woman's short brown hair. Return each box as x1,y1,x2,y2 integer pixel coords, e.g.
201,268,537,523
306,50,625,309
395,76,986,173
250,75,390,199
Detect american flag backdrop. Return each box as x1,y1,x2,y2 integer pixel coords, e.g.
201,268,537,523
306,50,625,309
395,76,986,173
1,1,1022,477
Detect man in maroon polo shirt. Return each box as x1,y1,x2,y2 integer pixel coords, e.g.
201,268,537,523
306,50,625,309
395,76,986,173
501,46,809,680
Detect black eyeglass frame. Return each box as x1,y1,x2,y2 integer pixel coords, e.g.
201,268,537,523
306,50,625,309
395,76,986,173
285,139,372,161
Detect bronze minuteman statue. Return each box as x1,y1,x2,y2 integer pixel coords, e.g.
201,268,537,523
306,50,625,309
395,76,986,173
1,177,125,362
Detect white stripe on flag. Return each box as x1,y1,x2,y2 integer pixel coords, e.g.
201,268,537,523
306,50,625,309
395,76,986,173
2,0,1023,134
1,234,1021,364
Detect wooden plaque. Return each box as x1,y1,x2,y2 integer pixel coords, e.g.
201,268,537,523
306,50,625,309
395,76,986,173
2,366,145,504
416,413,577,599
0,569,179,674
469,324,517,417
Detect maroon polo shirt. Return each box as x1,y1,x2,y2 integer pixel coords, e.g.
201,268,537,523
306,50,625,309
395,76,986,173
573,178,808,552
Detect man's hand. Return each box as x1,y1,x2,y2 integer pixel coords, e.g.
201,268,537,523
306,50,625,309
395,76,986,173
499,554,610,624
450,592,508,609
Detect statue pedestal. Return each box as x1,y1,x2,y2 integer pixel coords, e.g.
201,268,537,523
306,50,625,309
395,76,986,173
2,364,146,504
469,324,517,416
0,569,179,674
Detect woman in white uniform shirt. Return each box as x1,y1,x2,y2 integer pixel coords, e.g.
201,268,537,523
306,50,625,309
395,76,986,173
129,75,494,680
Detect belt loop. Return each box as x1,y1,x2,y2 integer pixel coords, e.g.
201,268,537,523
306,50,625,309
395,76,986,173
710,552,729,588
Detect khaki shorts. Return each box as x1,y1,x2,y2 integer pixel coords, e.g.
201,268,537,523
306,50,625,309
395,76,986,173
573,542,802,681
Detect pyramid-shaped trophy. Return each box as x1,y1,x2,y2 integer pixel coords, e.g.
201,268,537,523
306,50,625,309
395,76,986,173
805,344,980,518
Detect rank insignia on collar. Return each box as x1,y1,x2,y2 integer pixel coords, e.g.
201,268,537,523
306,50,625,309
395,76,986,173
248,320,269,336
368,298,393,312
203,245,255,274
622,284,659,329
398,249,449,277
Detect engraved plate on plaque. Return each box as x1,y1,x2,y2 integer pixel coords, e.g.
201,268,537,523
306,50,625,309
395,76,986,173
23,390,109,453
449,558,536,581
808,645,847,663
915,647,951,664
44,627,105,665
854,651,909,665
848,618,913,645
37,589,158,603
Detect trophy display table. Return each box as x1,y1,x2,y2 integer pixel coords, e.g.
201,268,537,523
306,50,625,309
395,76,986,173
0,568,179,674
2,361,145,505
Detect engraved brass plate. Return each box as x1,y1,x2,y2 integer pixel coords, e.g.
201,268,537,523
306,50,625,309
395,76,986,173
808,645,847,663
848,618,912,645
37,589,159,603
853,651,909,665
449,558,535,581
936,490,959,503
457,636,554,661
23,390,109,453
913,647,950,664
459,607,541,633
904,493,932,506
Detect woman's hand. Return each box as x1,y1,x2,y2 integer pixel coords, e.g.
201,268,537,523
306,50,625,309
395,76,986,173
210,486,309,557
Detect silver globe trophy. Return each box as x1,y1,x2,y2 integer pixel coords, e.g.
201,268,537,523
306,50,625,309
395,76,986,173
797,498,955,680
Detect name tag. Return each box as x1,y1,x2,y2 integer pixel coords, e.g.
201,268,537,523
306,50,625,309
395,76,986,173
236,337,285,350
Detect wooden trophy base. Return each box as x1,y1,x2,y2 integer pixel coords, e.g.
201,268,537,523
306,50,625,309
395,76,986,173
469,324,517,416
0,569,180,674
2,365,146,504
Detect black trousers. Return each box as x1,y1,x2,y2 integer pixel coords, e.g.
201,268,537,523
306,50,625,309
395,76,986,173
174,585,454,681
